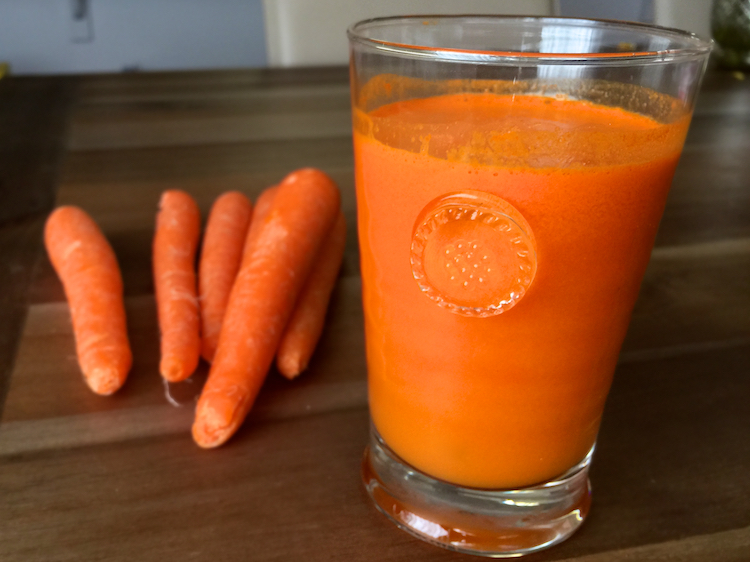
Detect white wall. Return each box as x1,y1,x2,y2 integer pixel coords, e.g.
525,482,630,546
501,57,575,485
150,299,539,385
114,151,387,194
0,0,266,75
653,0,713,38
263,0,559,67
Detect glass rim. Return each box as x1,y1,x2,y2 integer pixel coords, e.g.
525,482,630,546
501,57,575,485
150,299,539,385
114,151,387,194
347,15,713,66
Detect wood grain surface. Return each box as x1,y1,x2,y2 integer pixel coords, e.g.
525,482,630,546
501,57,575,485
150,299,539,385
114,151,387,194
0,66,748,562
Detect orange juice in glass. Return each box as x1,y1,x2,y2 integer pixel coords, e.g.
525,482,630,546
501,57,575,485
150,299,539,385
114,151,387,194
349,16,710,557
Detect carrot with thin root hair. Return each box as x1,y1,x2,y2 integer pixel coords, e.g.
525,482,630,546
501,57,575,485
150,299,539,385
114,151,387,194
199,191,253,363
44,206,132,395
277,211,346,379
193,169,340,448
153,190,201,382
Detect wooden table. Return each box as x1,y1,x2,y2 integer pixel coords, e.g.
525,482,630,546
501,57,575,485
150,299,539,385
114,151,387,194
0,66,748,561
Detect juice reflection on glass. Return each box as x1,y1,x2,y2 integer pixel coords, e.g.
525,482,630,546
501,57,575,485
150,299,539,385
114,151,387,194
349,16,710,557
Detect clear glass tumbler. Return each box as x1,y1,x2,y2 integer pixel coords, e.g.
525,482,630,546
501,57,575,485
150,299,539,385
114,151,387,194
348,16,711,557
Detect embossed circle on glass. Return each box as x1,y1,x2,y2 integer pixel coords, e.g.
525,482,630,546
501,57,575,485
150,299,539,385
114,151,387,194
410,191,537,317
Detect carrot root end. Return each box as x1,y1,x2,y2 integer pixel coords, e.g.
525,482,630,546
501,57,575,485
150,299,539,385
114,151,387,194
192,390,248,448
160,356,196,383
277,355,305,380
86,366,125,396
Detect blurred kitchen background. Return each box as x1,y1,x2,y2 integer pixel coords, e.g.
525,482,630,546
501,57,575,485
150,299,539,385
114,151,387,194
0,0,713,75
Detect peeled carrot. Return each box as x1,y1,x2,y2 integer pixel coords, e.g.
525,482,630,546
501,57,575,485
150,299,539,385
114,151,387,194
44,206,132,395
192,168,340,448
199,191,253,363
153,190,201,382
277,211,346,379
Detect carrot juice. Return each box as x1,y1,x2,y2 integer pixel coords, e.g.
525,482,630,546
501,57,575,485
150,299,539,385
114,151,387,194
354,89,690,490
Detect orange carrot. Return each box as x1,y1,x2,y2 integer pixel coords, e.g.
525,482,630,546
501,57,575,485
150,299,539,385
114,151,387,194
192,168,340,448
240,185,277,269
153,190,201,382
44,206,132,395
199,191,253,363
277,211,346,379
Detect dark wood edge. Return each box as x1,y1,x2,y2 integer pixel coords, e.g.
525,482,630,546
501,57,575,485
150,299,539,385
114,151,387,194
0,76,76,418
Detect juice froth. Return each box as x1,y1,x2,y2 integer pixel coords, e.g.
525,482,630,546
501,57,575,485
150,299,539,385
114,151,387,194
354,91,689,489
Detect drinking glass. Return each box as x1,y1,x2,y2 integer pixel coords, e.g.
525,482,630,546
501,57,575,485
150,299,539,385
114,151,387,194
348,16,711,557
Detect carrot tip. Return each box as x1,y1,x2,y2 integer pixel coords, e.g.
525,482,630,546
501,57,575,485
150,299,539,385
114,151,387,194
86,367,123,396
277,355,305,380
160,356,193,383
192,421,229,449
192,390,246,448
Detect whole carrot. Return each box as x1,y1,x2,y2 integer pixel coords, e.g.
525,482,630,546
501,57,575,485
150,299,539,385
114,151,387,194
199,191,253,363
201,186,275,363
44,206,131,395
192,168,340,448
239,185,277,269
153,190,201,382
277,211,346,379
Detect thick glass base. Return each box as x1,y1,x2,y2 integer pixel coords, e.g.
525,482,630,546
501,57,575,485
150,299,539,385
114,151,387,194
362,428,592,557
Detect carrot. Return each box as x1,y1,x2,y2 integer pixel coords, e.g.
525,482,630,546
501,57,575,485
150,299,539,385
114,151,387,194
192,168,340,448
240,185,277,269
201,186,279,363
44,206,131,395
153,190,201,382
276,211,346,379
199,191,253,363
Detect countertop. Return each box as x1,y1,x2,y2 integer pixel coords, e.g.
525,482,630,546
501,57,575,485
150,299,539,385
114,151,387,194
0,66,748,561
